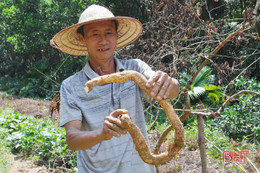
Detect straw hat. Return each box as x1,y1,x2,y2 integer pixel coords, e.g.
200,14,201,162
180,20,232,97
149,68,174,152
50,4,143,56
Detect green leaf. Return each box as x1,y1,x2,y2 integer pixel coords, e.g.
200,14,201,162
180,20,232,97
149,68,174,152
192,66,212,88
41,0,52,6
204,85,220,91
208,93,219,102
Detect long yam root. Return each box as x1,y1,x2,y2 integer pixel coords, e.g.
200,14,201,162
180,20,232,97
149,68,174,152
85,70,184,165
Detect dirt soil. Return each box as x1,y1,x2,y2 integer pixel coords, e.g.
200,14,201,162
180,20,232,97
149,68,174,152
7,154,47,173
0,95,258,173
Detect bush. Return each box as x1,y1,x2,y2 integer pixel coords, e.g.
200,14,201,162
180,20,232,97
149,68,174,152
206,77,260,142
0,110,13,173
0,109,77,171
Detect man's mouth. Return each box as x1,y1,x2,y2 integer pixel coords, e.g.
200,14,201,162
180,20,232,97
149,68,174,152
98,48,110,52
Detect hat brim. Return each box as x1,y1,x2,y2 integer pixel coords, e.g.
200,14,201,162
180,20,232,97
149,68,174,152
50,16,142,56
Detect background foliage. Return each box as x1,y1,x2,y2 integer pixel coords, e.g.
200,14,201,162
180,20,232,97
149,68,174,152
206,76,260,142
0,0,259,136
0,1,259,171
0,0,259,98
0,108,77,172
0,0,149,98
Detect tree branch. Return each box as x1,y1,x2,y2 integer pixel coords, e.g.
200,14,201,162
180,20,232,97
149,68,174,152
154,90,260,154
217,90,260,116
180,16,259,121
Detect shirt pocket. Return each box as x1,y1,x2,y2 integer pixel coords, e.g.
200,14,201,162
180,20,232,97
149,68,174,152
78,84,111,118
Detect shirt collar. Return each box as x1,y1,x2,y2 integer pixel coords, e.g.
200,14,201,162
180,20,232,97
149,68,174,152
115,57,125,72
83,57,125,80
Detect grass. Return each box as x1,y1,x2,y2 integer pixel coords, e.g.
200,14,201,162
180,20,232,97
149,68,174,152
147,120,259,172
0,140,13,173
0,107,77,172
1,104,259,173
0,91,10,98
0,108,14,173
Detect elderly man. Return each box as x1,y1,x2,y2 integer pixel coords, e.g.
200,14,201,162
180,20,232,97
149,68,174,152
51,4,179,173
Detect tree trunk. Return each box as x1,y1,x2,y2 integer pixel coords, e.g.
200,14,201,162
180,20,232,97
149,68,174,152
197,115,207,173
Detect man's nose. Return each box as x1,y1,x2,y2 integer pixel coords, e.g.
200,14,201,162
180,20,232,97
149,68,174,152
99,34,107,44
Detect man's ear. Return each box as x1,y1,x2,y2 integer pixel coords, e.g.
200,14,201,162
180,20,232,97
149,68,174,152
77,33,85,44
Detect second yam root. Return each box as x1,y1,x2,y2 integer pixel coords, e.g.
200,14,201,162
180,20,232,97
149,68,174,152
85,70,185,165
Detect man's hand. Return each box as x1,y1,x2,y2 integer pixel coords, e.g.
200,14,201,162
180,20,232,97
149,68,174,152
64,109,128,151
146,71,180,100
102,109,128,140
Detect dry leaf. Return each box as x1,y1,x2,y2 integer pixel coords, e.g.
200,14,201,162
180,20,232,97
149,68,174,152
197,7,201,16
183,36,188,41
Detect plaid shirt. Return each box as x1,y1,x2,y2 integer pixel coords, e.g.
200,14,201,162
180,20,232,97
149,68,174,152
60,58,156,173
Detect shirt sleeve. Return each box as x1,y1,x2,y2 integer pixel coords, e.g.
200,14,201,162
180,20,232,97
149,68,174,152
59,80,82,127
130,59,155,97
135,59,155,80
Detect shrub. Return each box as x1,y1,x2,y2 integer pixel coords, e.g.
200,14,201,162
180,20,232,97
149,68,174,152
0,109,77,171
206,77,260,142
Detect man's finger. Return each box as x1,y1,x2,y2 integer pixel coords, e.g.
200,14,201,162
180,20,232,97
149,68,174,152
105,116,125,130
150,73,169,99
110,109,128,118
157,77,171,100
104,118,127,135
163,81,174,99
103,123,121,138
146,71,162,87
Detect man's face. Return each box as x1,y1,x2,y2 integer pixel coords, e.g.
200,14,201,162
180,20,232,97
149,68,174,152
82,20,118,62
